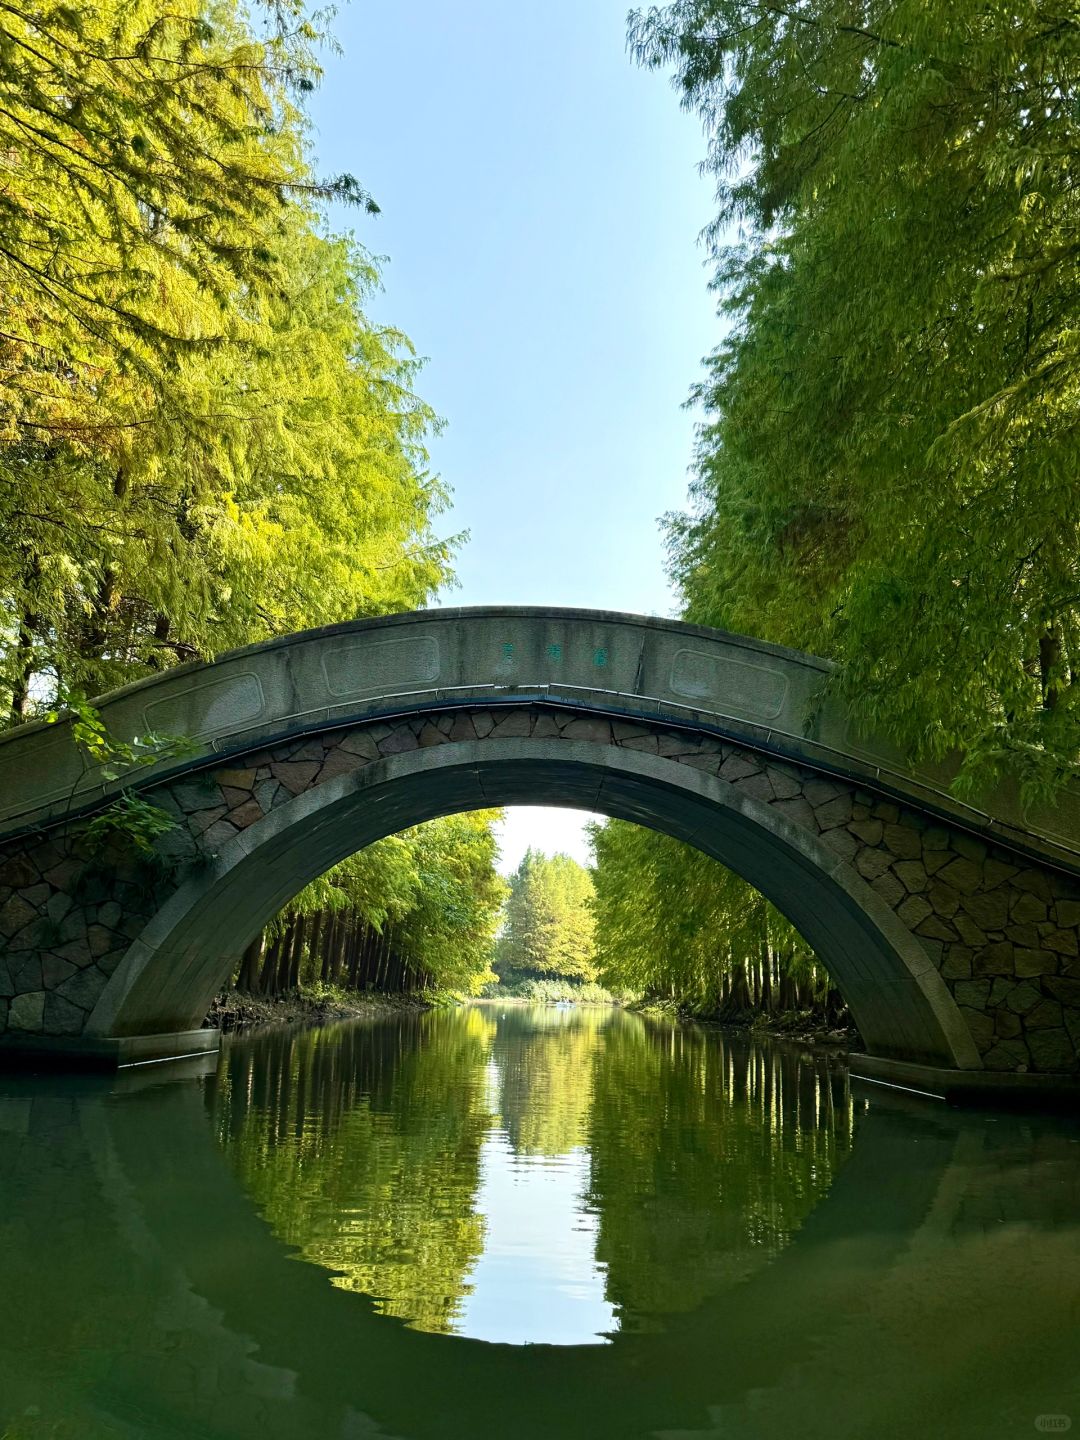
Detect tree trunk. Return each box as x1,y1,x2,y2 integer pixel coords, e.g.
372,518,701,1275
346,915,364,989
320,913,337,983
304,910,324,988
258,931,285,995
1040,621,1062,709
329,913,348,986
273,915,298,994
285,912,307,992
83,471,127,658
760,943,773,1013
237,932,264,993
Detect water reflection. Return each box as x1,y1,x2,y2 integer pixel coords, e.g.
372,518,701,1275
213,1005,853,1343
0,1008,1078,1440
214,1007,495,1336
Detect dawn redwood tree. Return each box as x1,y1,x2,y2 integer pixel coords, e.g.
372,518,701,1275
632,0,1080,800
587,820,830,1019
497,849,598,985
252,812,507,999
0,0,371,427
1,0,455,711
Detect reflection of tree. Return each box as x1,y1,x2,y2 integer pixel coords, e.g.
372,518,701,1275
213,1008,497,1335
213,1006,854,1343
491,1005,612,1157
586,1020,854,1328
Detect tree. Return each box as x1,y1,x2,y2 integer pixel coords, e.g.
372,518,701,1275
0,0,368,434
395,812,509,993
2,216,454,704
496,849,598,985
254,811,508,999
587,820,827,1018
1,0,454,714
633,0,1080,799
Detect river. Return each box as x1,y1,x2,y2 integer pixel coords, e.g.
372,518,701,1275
0,1003,1078,1439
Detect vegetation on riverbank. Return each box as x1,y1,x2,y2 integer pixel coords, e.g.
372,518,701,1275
485,977,619,1006
206,986,430,1035
589,822,848,1033
634,996,858,1052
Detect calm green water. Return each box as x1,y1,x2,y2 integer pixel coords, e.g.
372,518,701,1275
1,1004,1079,1440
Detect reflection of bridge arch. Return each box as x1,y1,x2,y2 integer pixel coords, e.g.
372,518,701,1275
2,1048,1074,1440
1,609,1079,1085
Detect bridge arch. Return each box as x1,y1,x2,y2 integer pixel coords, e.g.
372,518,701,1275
86,730,976,1068
1,608,1078,1087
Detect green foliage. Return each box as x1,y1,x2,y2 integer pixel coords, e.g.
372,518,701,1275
588,819,820,1012
283,810,508,995
495,848,598,985
81,791,177,858
396,812,509,993
47,695,196,782
0,0,362,428
632,0,1080,800
1,0,454,714
46,696,195,854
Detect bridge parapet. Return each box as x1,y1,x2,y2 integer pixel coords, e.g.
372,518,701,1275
0,608,1076,872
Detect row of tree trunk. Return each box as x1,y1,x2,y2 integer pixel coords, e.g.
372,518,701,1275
234,907,433,999
706,950,847,1026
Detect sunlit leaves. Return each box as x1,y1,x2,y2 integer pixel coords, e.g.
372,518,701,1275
588,821,814,1008
636,0,1080,799
284,811,508,995
1,0,456,712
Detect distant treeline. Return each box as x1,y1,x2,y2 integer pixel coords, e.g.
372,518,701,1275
490,849,601,997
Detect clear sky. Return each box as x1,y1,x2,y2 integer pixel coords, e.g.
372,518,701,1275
307,2,719,869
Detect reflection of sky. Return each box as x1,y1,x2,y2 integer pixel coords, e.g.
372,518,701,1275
456,1070,616,1346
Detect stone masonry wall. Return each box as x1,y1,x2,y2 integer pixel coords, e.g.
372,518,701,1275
1,707,1078,1071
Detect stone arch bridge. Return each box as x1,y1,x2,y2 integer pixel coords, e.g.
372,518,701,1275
0,609,1078,1099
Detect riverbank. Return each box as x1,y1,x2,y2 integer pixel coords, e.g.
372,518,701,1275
205,988,431,1034
634,999,861,1054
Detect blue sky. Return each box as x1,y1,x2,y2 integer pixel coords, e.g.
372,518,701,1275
308,2,720,867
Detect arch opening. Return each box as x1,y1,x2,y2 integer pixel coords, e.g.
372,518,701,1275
88,736,981,1071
